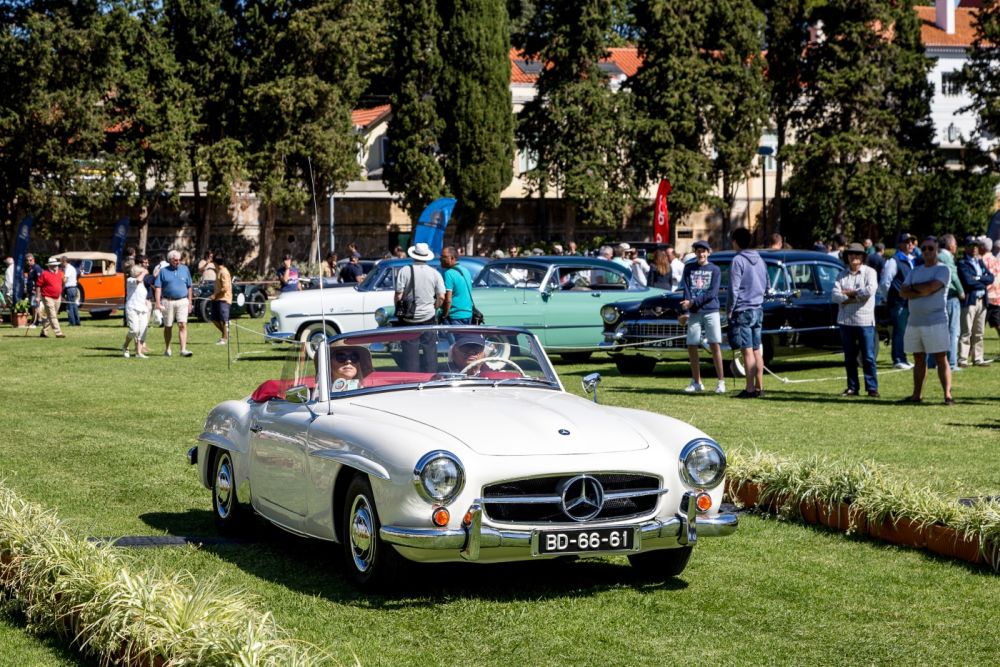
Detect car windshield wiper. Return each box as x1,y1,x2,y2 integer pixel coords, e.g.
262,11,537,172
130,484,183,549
417,375,494,389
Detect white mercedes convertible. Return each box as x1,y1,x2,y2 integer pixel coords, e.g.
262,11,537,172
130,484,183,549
188,325,736,589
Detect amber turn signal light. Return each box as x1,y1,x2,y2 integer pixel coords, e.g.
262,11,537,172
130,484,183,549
463,510,473,526
432,507,450,527
696,492,713,512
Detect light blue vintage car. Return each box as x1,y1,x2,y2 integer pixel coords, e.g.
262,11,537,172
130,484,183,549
377,256,669,362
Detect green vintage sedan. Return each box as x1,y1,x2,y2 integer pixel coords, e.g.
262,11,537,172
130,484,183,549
377,256,669,362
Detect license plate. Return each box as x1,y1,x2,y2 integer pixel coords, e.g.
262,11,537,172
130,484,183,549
533,526,639,555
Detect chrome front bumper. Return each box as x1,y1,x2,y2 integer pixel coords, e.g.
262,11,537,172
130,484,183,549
380,491,737,562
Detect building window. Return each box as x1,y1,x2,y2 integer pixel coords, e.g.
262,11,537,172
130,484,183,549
942,72,963,97
760,132,778,172
517,148,538,175
380,136,393,167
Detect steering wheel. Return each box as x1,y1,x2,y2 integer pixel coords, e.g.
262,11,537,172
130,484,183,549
460,356,526,376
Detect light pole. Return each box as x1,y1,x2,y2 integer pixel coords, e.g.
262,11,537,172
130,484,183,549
757,146,774,237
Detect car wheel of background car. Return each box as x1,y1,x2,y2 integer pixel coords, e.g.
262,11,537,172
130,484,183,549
627,546,692,579
341,474,403,590
763,336,775,366
298,322,339,359
196,298,211,323
246,291,267,318
90,308,113,319
613,355,657,375
559,351,593,364
212,449,248,533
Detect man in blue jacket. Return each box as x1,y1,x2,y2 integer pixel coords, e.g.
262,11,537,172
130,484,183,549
728,228,769,398
680,240,725,393
957,235,995,366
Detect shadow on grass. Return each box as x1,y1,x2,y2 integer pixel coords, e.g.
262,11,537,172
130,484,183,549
140,510,689,605
0,608,102,666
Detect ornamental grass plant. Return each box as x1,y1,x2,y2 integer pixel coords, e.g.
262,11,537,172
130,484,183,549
0,483,327,666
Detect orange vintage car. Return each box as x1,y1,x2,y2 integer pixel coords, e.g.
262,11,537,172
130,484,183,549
61,251,126,318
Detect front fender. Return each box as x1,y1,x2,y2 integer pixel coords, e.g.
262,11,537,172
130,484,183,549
195,399,253,489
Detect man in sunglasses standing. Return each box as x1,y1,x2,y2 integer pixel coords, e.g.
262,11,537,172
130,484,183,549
899,237,954,405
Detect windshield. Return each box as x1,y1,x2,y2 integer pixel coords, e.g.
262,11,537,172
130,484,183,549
267,326,562,402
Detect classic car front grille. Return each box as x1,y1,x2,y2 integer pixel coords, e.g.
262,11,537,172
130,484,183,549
481,473,662,524
622,322,687,348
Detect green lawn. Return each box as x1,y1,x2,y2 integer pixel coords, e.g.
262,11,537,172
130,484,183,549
2,315,1000,665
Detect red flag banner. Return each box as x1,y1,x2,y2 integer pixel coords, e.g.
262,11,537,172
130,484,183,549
653,179,671,244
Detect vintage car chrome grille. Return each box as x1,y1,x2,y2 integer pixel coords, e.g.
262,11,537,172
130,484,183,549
622,322,687,348
481,473,662,524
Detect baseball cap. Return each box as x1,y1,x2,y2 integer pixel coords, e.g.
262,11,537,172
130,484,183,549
692,240,711,251
896,232,916,245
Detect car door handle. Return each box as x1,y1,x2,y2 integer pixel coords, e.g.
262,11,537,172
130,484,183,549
250,422,263,433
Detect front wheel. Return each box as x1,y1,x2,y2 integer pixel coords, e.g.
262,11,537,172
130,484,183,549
246,291,267,318
298,322,338,359
627,546,692,579
212,450,248,533
341,475,404,590
560,351,593,364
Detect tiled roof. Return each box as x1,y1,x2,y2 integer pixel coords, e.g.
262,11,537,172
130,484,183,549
915,6,979,48
351,104,391,129
509,47,642,84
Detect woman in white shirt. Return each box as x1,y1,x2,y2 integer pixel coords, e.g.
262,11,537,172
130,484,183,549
122,265,150,358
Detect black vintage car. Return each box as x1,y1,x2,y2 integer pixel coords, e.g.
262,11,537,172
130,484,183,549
599,250,849,375
193,280,268,322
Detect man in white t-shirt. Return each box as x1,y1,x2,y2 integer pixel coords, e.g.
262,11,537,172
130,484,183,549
60,256,81,326
395,243,445,372
899,237,954,405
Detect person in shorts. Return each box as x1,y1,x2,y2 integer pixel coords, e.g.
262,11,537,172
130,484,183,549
899,237,953,405
154,249,194,357
680,240,725,393
209,254,232,345
981,237,1000,354
727,228,768,398
394,243,445,372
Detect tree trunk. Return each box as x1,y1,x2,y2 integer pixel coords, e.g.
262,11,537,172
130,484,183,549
774,119,786,236
562,202,576,246
137,204,149,256
258,201,275,276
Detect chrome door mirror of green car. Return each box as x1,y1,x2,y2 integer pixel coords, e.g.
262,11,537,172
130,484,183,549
582,372,601,403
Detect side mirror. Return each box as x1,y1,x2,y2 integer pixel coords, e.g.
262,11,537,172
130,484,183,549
582,372,602,403
285,385,311,404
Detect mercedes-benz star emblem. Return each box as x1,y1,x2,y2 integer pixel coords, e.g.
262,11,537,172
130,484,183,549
558,429,570,436
560,475,604,522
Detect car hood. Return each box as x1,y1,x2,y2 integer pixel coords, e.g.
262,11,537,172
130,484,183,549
351,389,651,456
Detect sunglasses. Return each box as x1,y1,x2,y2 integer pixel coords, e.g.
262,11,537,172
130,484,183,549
457,344,484,354
921,246,937,252
334,351,360,364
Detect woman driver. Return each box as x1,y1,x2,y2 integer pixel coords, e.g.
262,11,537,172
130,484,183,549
329,343,372,391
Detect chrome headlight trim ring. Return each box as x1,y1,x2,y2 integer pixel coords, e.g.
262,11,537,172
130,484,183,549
413,450,466,504
600,305,621,325
678,438,727,489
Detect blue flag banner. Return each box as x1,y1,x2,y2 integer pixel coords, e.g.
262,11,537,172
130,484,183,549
110,216,131,271
412,198,456,258
12,215,34,301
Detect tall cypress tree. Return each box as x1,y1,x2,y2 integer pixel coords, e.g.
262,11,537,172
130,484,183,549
783,0,935,244
630,0,768,239
383,0,447,218
515,0,637,231
438,0,514,228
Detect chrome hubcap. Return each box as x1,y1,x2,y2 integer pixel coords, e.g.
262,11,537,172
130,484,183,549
349,495,376,572
215,457,233,518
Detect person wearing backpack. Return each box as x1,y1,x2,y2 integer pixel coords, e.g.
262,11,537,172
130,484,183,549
394,243,445,371
440,246,475,324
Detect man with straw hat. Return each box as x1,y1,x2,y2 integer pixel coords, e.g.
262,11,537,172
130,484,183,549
36,257,65,338
832,243,879,397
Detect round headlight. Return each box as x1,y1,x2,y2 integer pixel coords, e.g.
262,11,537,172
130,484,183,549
679,439,726,489
373,307,389,327
413,451,465,503
601,305,621,325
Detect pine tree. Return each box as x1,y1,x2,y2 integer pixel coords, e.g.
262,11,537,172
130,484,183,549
961,0,1000,172
438,0,514,229
515,0,637,232
782,0,935,244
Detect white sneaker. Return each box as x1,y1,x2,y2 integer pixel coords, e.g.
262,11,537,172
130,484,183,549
215,339,227,346
163,349,172,357
123,349,130,359
136,352,148,359
684,381,704,393
893,362,911,370
180,349,193,357
715,381,726,394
